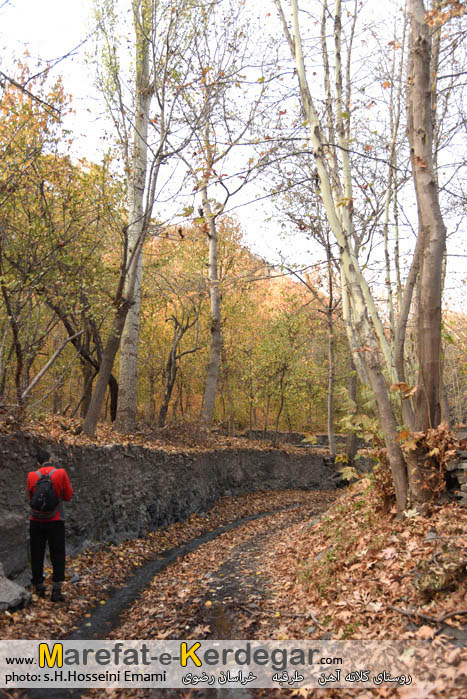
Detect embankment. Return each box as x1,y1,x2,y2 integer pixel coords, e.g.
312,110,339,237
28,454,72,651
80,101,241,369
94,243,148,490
0,431,337,578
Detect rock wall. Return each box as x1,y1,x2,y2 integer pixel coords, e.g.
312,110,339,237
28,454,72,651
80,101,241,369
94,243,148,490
0,432,336,579
447,443,467,508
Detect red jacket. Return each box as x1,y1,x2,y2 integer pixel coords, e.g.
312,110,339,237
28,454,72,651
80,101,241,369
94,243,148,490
27,463,73,522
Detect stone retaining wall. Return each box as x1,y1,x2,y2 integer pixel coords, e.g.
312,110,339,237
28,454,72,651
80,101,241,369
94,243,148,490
447,451,467,508
0,432,337,579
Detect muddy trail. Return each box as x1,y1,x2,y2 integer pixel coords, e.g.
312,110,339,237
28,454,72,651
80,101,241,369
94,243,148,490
7,483,466,699
67,504,308,641
111,500,327,642
22,491,336,699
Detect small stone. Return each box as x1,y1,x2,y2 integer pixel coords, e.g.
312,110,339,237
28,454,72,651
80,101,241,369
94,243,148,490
446,461,459,471
0,564,30,611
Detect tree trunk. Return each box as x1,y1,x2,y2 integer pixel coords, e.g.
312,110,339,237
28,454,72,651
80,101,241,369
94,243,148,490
80,362,94,418
401,0,448,508
114,0,152,434
264,394,271,436
158,350,177,428
0,275,24,411
394,234,422,430
116,249,144,431
365,354,408,513
345,356,358,465
158,400,169,429
327,311,336,460
108,374,119,422
148,368,156,423
325,240,336,459
342,262,409,512
200,190,222,424
52,386,62,414
82,300,131,436
406,0,447,433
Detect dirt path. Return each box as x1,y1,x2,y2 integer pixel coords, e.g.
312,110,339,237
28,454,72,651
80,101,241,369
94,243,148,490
0,490,337,644
6,485,465,699
110,494,332,642
88,496,334,698
3,490,336,699
65,504,306,641
184,507,321,640
25,507,319,699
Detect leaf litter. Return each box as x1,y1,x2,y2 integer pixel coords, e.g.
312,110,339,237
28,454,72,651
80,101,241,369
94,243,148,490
0,489,331,641
82,479,465,699
1,416,465,697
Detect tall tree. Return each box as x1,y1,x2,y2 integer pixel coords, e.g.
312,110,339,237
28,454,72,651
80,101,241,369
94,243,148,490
406,0,447,431
273,0,409,512
404,0,450,506
0,67,118,414
114,0,153,433
179,0,269,423
83,0,200,436
272,0,461,511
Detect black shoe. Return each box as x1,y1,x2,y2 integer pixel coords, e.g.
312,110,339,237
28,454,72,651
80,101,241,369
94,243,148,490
51,589,65,603
34,585,46,598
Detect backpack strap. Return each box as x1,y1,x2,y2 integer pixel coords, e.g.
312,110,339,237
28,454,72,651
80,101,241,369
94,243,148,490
36,467,56,477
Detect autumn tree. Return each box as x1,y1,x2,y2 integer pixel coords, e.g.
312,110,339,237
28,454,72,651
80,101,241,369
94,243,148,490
83,0,204,436
0,65,119,414
268,151,345,457
139,229,206,426
177,0,270,424
406,0,449,430
271,0,462,512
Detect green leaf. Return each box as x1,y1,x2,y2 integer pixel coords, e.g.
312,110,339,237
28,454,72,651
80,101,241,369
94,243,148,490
442,331,455,345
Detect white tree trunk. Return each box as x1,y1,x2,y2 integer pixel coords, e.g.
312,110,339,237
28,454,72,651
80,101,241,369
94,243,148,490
275,0,408,511
114,2,151,433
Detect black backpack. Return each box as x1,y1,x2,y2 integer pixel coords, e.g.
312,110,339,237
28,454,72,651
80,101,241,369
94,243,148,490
30,468,60,520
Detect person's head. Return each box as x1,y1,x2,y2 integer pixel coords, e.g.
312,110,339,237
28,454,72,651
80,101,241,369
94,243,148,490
37,449,51,465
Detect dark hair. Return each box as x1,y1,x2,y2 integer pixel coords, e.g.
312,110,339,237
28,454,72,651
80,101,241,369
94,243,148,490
37,449,51,464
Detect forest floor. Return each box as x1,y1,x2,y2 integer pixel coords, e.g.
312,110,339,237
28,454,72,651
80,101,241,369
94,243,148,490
0,421,466,697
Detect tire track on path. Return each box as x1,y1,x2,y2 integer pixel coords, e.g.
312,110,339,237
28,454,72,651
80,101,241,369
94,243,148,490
113,503,320,640
25,491,336,699
67,506,299,641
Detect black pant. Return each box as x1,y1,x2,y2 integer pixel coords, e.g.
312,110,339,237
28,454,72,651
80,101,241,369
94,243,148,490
29,520,66,586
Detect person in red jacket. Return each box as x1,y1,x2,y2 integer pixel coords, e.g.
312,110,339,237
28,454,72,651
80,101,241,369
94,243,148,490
27,449,73,602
